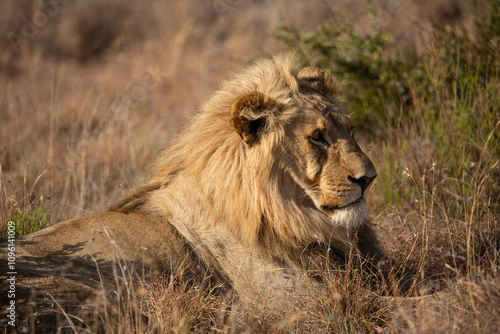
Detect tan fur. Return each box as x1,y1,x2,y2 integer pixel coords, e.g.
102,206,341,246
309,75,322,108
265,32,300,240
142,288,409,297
1,54,381,330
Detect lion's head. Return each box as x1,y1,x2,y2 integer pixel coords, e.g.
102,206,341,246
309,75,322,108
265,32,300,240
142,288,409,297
117,54,377,261
228,68,376,228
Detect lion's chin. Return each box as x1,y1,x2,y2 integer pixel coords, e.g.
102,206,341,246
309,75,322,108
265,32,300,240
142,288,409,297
322,188,372,230
326,199,369,231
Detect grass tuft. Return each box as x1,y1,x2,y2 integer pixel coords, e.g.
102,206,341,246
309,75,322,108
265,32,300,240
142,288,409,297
0,206,50,242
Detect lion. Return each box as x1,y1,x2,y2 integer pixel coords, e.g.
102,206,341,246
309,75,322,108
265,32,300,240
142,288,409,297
0,54,382,331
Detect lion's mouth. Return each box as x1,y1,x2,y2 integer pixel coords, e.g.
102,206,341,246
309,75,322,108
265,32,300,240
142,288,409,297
320,197,363,214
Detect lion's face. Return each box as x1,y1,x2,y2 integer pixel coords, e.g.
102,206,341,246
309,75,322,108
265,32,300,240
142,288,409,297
230,66,376,230
283,90,377,229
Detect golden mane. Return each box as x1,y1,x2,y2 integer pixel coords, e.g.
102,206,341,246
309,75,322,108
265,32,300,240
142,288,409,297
111,54,350,261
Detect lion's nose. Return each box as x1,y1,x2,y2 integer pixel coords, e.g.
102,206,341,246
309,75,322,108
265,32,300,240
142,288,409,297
348,175,377,192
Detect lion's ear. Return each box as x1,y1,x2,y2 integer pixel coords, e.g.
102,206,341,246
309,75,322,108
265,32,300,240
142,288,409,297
230,92,282,146
297,67,338,102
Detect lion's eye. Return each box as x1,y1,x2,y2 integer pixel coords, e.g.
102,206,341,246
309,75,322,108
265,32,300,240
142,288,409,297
309,131,328,147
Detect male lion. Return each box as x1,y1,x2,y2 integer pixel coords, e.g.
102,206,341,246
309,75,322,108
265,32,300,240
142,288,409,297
1,54,381,331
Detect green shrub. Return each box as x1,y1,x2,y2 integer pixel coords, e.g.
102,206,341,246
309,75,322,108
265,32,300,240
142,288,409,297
276,6,417,131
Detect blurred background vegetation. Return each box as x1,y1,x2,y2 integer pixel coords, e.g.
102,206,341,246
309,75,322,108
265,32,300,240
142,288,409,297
0,0,498,332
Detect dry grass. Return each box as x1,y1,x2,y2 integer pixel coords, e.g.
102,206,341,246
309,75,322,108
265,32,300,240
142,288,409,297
1,0,499,332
